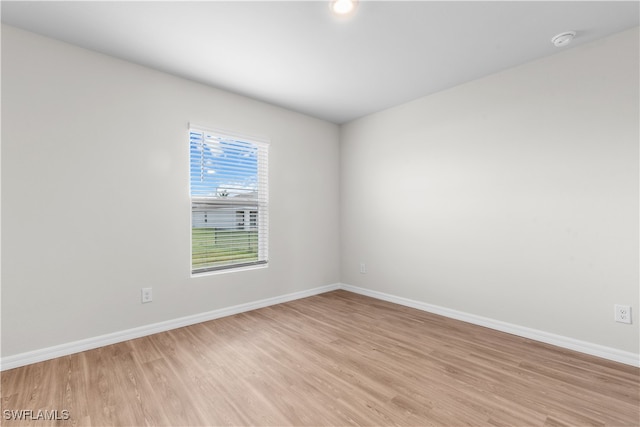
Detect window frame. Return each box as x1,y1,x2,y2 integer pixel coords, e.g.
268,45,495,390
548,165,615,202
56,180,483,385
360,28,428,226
189,124,269,276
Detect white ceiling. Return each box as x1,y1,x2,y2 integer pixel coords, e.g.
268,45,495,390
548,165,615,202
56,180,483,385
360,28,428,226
2,1,638,124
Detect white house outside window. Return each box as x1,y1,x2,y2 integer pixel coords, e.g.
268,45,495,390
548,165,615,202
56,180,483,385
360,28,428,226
189,125,269,274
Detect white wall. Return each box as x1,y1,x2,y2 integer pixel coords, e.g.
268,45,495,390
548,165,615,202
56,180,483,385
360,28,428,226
340,28,639,354
1,25,340,357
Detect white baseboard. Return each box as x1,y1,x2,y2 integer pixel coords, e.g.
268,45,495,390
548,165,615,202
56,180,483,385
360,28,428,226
3,282,638,370
340,283,640,367
0,283,340,371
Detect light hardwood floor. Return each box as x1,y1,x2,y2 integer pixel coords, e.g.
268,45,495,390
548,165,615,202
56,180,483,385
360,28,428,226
1,290,639,426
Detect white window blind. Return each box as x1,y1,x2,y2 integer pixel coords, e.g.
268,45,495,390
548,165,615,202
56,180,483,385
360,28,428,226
189,125,269,274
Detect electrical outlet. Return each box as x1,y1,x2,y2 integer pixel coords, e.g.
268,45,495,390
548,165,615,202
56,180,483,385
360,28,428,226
141,287,153,304
360,263,366,274
614,304,631,324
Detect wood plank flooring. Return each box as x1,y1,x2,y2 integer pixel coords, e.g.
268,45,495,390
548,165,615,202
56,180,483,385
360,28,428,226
1,290,639,426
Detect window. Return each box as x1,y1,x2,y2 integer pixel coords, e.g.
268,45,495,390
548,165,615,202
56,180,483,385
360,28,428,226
235,210,245,228
189,125,269,274
249,210,258,228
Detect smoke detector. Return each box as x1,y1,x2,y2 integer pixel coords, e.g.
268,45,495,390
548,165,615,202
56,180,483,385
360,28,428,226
551,31,576,47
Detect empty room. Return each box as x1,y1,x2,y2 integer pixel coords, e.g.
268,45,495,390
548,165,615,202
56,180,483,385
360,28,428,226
1,1,639,426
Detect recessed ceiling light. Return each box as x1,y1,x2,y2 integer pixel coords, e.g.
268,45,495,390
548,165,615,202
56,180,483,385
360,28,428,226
551,31,576,47
329,0,358,16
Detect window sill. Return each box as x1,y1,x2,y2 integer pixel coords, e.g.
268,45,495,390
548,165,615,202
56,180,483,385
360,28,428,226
190,262,268,278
